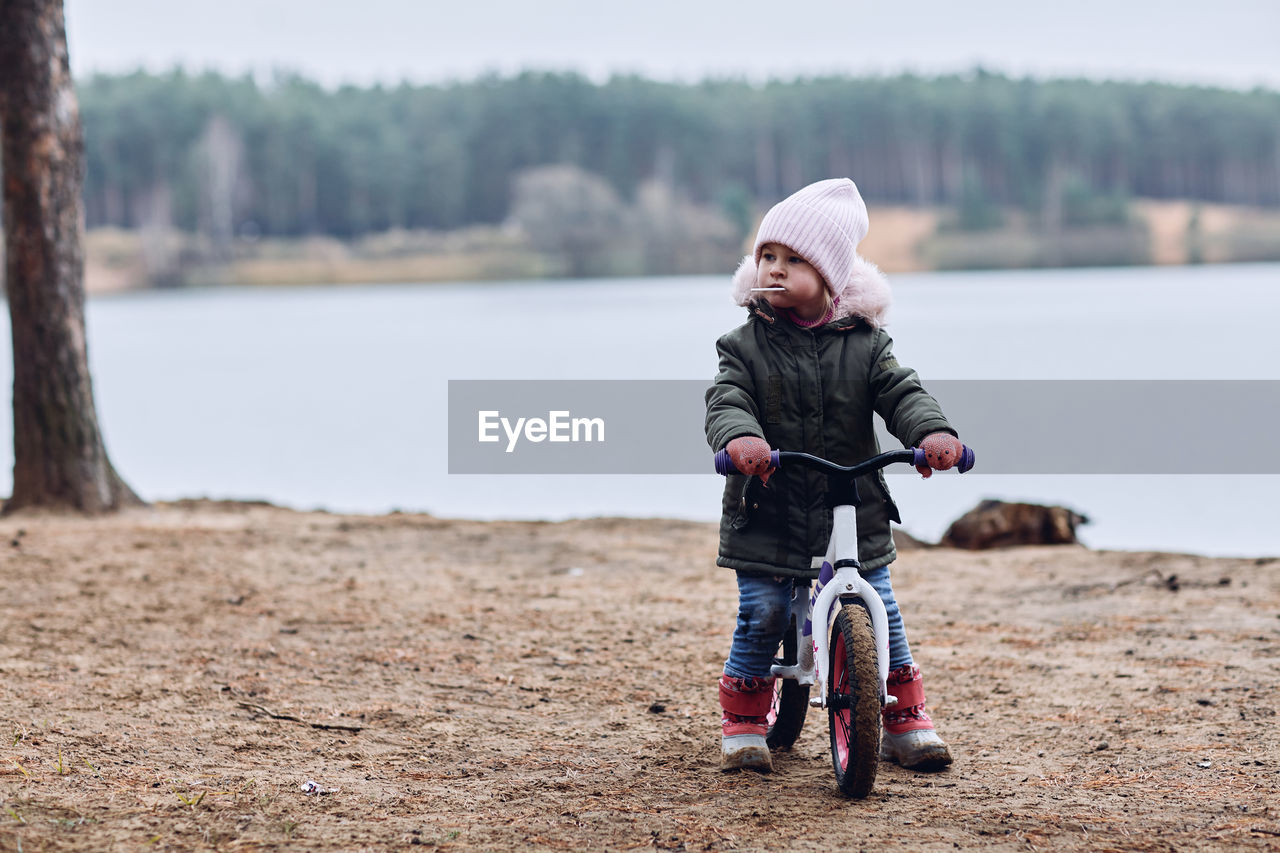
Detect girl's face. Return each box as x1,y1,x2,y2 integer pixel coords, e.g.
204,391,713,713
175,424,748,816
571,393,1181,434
756,242,829,320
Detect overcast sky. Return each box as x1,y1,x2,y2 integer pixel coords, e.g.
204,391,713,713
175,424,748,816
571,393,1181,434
65,0,1280,90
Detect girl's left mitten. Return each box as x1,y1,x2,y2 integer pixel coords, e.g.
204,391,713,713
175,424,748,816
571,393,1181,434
916,432,962,478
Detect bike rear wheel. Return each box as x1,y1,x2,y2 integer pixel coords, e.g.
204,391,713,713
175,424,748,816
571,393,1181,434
828,602,881,798
766,615,809,749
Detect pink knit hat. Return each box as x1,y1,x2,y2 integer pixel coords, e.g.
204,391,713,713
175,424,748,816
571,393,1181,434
731,178,891,328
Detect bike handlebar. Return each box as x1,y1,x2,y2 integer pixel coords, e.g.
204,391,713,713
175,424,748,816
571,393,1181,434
713,444,975,477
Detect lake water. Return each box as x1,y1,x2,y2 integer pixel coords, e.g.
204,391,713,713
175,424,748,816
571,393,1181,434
1,262,1278,557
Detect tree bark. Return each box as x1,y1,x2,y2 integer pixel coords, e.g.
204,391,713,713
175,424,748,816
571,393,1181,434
0,0,142,513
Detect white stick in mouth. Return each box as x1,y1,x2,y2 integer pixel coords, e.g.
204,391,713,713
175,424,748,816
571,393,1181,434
750,287,786,292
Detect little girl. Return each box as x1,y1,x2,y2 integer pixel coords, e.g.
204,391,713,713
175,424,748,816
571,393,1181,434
705,178,963,773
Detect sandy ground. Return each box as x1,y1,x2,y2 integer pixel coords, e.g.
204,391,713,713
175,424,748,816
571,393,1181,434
0,501,1277,851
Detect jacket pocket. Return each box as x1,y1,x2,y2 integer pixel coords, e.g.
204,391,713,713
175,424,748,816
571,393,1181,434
729,475,753,531
875,470,902,524
732,475,779,532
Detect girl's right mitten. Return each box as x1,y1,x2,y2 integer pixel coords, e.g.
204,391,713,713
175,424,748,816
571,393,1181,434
726,436,775,484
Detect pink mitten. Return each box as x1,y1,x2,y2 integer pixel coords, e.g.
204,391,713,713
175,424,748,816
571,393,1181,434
726,436,775,483
916,433,962,478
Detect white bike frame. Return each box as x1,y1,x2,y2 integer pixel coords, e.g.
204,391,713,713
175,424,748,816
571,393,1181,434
769,503,896,710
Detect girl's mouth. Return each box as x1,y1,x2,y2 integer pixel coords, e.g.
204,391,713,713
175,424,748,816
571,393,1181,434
750,287,786,292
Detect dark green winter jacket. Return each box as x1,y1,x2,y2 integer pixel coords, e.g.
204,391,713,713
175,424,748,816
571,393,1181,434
705,299,954,579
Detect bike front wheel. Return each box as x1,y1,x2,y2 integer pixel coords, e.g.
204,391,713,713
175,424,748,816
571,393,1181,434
828,602,881,798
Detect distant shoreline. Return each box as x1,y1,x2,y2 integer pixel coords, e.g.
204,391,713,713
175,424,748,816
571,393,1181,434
83,199,1280,294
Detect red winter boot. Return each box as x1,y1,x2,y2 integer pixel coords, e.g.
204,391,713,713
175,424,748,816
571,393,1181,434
719,675,774,772
880,664,952,771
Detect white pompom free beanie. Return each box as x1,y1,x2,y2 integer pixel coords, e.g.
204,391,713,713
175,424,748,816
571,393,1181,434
731,177,892,328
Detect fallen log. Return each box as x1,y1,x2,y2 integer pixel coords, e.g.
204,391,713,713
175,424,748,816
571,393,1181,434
941,499,1088,549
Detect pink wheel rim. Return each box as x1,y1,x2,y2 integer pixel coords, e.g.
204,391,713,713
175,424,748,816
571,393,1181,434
832,630,851,770
768,680,781,726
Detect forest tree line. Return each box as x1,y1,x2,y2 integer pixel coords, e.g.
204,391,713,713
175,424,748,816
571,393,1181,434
78,69,1280,245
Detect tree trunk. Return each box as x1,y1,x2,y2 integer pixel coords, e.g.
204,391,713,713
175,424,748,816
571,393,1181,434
0,0,142,513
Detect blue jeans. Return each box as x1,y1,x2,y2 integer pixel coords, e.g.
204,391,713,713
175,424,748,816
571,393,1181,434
723,565,913,680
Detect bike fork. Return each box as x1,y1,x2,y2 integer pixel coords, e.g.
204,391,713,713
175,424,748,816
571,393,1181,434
806,563,894,710
768,566,895,709
768,504,896,710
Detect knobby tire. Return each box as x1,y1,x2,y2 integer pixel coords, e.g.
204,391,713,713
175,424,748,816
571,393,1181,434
828,602,881,798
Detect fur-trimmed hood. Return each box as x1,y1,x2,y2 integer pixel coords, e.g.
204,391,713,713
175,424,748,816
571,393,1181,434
730,252,892,329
